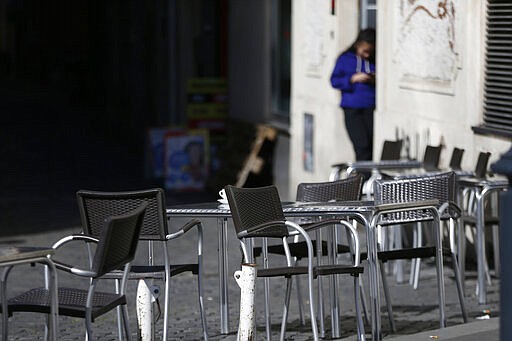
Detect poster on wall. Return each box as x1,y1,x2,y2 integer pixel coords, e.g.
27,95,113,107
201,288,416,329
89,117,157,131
303,113,314,172
164,129,210,191
147,127,184,178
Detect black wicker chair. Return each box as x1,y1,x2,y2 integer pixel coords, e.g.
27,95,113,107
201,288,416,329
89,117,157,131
373,172,467,332
75,188,208,340
252,175,364,336
225,184,365,341
380,139,403,161
449,147,465,171
422,145,443,171
459,152,500,289
253,175,363,260
7,202,148,340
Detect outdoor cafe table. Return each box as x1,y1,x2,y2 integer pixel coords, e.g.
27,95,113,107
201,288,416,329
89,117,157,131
456,175,508,305
0,246,58,341
329,160,423,181
167,199,441,341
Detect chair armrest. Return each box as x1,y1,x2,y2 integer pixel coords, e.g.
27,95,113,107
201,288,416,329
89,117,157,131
50,234,99,277
439,200,462,219
50,260,95,278
236,220,287,239
300,218,362,266
52,234,99,249
301,218,345,232
166,218,202,240
374,199,440,213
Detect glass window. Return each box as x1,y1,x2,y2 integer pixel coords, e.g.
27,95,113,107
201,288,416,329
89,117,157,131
360,0,377,29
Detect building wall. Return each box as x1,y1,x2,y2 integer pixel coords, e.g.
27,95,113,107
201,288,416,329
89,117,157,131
289,0,360,199
375,0,510,170
289,0,510,197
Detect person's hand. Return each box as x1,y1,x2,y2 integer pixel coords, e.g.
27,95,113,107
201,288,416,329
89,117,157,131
351,72,373,83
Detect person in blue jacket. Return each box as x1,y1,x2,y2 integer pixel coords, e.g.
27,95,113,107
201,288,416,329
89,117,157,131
331,28,376,161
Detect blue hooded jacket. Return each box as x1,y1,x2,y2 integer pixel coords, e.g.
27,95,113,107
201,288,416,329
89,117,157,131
330,51,376,109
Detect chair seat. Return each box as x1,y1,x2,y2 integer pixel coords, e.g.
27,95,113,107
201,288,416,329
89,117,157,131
258,264,364,278
8,287,126,321
365,246,454,263
101,263,199,280
461,215,499,226
253,241,350,259
314,264,364,277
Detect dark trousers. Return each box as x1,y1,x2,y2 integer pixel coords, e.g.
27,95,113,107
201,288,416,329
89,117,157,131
343,107,374,161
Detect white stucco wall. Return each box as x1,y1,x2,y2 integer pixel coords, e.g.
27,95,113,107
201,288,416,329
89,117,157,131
289,0,360,199
375,0,510,170
289,0,511,195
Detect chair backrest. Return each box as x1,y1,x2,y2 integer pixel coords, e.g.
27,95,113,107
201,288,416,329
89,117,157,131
225,185,288,239
380,140,403,161
373,171,457,224
422,145,443,171
77,188,168,241
92,202,147,277
296,175,363,202
449,147,465,170
474,151,491,179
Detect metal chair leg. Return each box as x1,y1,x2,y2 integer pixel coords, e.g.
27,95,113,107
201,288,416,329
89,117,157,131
198,273,209,341
492,224,500,278
163,270,171,341
379,260,396,333
280,277,294,341
264,277,271,341
434,225,447,329
114,279,123,341
1,267,13,341
359,279,370,325
122,304,132,341
315,230,325,338
451,253,468,323
196,226,209,340
412,224,423,290
459,224,467,295
295,275,305,326
262,237,272,341
354,276,366,341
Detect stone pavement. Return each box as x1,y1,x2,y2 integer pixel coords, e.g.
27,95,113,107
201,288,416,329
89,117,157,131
0,215,500,340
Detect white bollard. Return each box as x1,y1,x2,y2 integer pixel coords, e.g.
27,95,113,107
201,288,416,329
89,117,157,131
234,263,257,341
136,279,154,341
